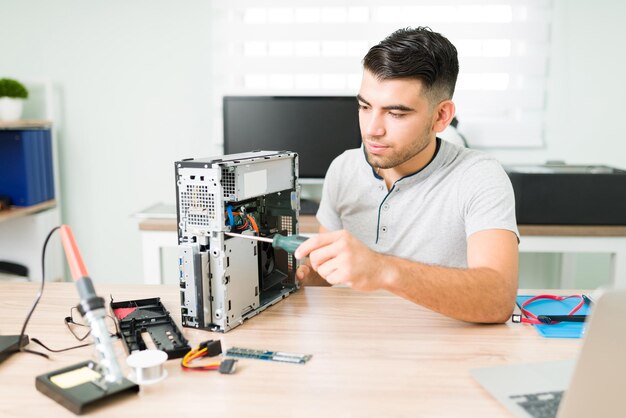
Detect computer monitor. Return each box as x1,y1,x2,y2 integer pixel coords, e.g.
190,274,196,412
223,96,362,180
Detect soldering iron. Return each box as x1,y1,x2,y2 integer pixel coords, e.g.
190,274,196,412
59,225,123,383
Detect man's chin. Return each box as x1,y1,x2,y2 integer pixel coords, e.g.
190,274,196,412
364,149,389,167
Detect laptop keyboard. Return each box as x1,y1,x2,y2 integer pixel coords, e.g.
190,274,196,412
509,391,563,418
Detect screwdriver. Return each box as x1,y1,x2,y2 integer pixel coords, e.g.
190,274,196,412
224,232,309,253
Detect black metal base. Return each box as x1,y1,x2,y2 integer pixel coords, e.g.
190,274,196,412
36,360,139,415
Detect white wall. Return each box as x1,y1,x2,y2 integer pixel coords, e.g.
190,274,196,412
489,0,626,167
1,0,625,285
0,0,213,283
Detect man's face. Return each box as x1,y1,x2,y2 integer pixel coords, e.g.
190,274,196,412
357,70,437,171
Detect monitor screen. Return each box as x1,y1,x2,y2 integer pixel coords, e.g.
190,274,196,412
223,96,362,179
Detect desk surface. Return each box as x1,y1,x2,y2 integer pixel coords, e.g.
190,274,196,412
0,283,581,417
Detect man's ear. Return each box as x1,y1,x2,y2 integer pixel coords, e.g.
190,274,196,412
432,100,456,134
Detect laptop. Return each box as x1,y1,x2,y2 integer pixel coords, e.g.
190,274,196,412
471,289,626,418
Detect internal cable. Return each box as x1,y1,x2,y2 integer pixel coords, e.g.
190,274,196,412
246,214,259,234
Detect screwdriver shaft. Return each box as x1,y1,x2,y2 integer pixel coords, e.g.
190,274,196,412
224,232,273,243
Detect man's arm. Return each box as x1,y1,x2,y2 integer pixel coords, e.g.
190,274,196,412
294,229,518,323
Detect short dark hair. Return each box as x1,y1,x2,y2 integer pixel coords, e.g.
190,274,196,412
363,27,459,103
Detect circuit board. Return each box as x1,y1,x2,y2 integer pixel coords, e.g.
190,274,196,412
224,347,312,364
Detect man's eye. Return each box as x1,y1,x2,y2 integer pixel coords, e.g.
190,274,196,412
358,104,369,111
389,112,406,118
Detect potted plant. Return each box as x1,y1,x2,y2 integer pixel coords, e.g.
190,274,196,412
0,78,29,121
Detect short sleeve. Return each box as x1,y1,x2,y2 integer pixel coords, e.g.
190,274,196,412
459,159,519,241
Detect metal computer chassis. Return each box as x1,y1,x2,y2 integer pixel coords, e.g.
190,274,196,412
175,150,301,332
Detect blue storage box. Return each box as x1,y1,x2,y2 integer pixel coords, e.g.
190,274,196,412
0,128,54,206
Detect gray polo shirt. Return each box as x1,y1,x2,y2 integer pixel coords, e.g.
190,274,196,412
316,139,519,268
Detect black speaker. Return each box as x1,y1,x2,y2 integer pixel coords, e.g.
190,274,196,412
505,164,626,225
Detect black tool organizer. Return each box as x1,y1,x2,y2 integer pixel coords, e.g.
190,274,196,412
110,297,190,359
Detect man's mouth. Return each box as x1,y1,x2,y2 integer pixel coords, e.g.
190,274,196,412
365,141,389,155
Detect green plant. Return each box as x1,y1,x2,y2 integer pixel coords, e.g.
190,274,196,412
0,78,29,99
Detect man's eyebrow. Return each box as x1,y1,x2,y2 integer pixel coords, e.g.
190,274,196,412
382,104,414,112
356,95,414,112
356,94,370,106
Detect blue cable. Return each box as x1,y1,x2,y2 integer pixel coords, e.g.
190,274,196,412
226,206,235,227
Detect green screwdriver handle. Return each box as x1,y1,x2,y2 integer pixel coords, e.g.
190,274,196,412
272,234,309,253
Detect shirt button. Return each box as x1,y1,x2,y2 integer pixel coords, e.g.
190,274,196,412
383,204,389,211
381,226,387,233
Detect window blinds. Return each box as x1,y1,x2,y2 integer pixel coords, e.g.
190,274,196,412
210,0,553,148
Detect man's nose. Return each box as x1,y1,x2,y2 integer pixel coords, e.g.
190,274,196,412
364,111,385,137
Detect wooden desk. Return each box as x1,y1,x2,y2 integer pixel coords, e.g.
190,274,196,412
0,283,579,417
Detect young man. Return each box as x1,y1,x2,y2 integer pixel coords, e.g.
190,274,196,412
294,27,519,324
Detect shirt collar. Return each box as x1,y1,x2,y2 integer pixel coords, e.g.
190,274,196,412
364,137,443,183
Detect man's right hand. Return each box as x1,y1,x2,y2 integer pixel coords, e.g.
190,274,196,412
296,262,331,286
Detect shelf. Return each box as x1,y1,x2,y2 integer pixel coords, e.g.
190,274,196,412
0,120,52,130
0,200,57,224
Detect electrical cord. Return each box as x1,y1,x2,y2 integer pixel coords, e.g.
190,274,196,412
17,225,61,359
64,306,121,341
512,294,586,325
14,226,119,357
29,338,91,353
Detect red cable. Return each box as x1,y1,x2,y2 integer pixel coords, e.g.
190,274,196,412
518,294,584,325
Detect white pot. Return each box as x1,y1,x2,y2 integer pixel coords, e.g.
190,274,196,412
0,97,24,121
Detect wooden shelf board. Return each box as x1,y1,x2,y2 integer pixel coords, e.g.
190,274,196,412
0,120,52,129
0,200,57,223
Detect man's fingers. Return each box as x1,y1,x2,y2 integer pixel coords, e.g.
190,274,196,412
294,230,346,259
296,264,310,280
316,256,343,283
308,239,344,270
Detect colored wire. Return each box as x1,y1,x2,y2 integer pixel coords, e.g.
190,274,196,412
247,214,259,234
225,210,258,234
181,346,220,371
235,219,249,230
226,206,235,226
